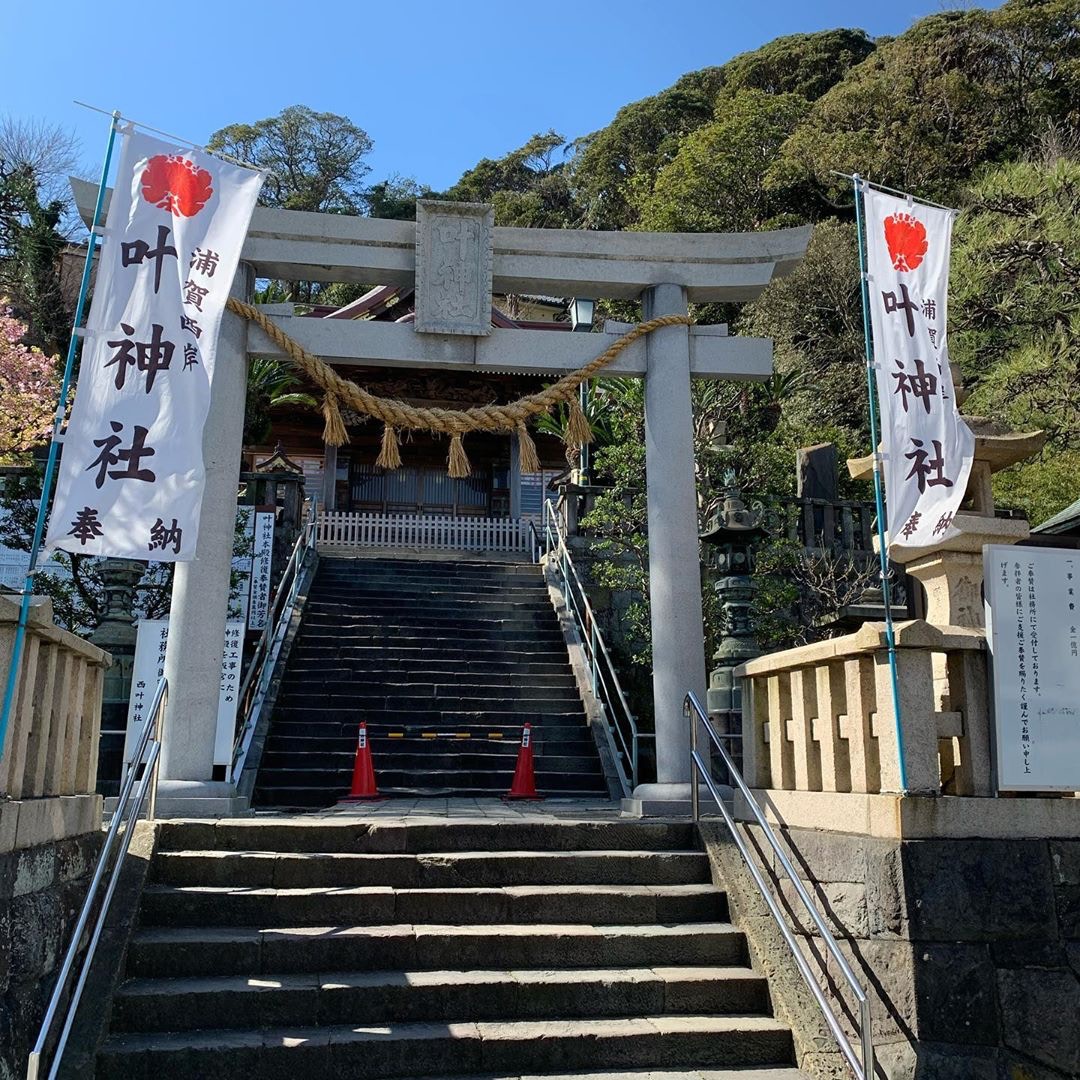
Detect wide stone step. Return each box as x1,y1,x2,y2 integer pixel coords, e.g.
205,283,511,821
154,820,697,854
254,785,611,805
310,588,551,604
284,667,579,686
139,882,724,928
270,709,587,727
277,682,583,701
125,922,747,979
276,697,584,716
258,751,603,774
252,769,607,796
111,964,763,1032
291,643,571,660
295,626,565,639
150,850,711,889
264,735,600,756
97,1014,792,1079
284,659,574,676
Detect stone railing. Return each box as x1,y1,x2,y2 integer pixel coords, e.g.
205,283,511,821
737,620,990,799
0,593,111,802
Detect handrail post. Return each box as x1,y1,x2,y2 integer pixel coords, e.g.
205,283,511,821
689,699,700,822
589,619,598,697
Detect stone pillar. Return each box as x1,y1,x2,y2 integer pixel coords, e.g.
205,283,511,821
321,442,338,511
158,264,252,812
631,283,707,813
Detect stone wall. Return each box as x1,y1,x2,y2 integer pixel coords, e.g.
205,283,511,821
0,798,103,1080
701,820,1080,1079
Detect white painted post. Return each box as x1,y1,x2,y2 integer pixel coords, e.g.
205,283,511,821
632,282,708,814
157,264,252,813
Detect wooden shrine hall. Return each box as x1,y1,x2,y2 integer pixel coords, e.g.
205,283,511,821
246,285,573,529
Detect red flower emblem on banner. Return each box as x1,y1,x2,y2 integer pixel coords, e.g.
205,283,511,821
883,212,928,272
139,155,213,217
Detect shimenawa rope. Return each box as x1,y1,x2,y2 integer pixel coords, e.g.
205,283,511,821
226,297,692,477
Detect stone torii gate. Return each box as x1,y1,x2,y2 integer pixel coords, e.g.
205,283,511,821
72,186,808,814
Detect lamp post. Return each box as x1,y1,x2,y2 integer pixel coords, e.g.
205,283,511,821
568,298,596,481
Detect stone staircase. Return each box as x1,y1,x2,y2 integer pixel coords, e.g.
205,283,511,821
252,557,610,808
96,819,803,1079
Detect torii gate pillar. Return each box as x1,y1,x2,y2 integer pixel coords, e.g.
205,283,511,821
629,283,707,814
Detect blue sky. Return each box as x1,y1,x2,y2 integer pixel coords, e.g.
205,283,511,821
3,1,1001,193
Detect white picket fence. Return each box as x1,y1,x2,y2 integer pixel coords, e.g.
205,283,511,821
316,511,532,554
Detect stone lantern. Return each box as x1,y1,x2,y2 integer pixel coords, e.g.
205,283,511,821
700,483,768,744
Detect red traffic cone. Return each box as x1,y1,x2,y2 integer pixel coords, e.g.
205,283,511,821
504,723,542,800
341,722,383,802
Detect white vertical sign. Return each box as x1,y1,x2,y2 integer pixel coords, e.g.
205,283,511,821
45,129,263,561
985,544,1080,791
124,617,245,768
863,185,973,556
247,510,275,631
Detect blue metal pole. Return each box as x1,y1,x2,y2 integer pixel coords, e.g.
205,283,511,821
0,112,121,766
853,174,909,794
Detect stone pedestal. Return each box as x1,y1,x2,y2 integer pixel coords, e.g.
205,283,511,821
899,513,1030,629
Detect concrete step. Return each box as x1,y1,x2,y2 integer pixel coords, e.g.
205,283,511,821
149,850,708,889
154,820,697,854
97,1015,793,1079
138,883,724,928
125,922,748,979
111,965,765,1031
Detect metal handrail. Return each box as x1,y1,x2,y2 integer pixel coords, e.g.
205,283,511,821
231,501,318,782
530,500,644,792
26,678,168,1080
685,690,874,1080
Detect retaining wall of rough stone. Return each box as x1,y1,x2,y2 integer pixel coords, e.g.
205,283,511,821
700,820,1080,1080
0,797,103,1080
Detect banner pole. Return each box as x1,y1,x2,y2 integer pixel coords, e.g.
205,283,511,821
0,112,121,767
853,173,909,794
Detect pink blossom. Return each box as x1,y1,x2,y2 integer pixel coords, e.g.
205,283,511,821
0,303,61,462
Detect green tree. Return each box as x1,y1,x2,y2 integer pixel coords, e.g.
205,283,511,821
208,105,373,214
952,154,1080,523
634,90,810,232
570,69,727,230
774,1,1080,206
0,117,79,354
443,131,576,228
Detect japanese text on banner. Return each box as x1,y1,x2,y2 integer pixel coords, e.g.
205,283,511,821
863,185,974,556
44,130,263,561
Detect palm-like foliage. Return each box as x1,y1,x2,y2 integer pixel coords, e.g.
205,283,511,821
244,357,318,445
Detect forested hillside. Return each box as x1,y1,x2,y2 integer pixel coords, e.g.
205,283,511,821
440,0,1080,526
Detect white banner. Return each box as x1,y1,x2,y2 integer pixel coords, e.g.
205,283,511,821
124,617,244,768
863,185,973,556
984,545,1080,791
45,129,263,560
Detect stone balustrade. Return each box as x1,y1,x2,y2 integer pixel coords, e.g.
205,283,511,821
0,593,111,803
737,619,990,799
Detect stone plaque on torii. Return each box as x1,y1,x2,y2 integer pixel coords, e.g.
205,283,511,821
72,182,809,814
